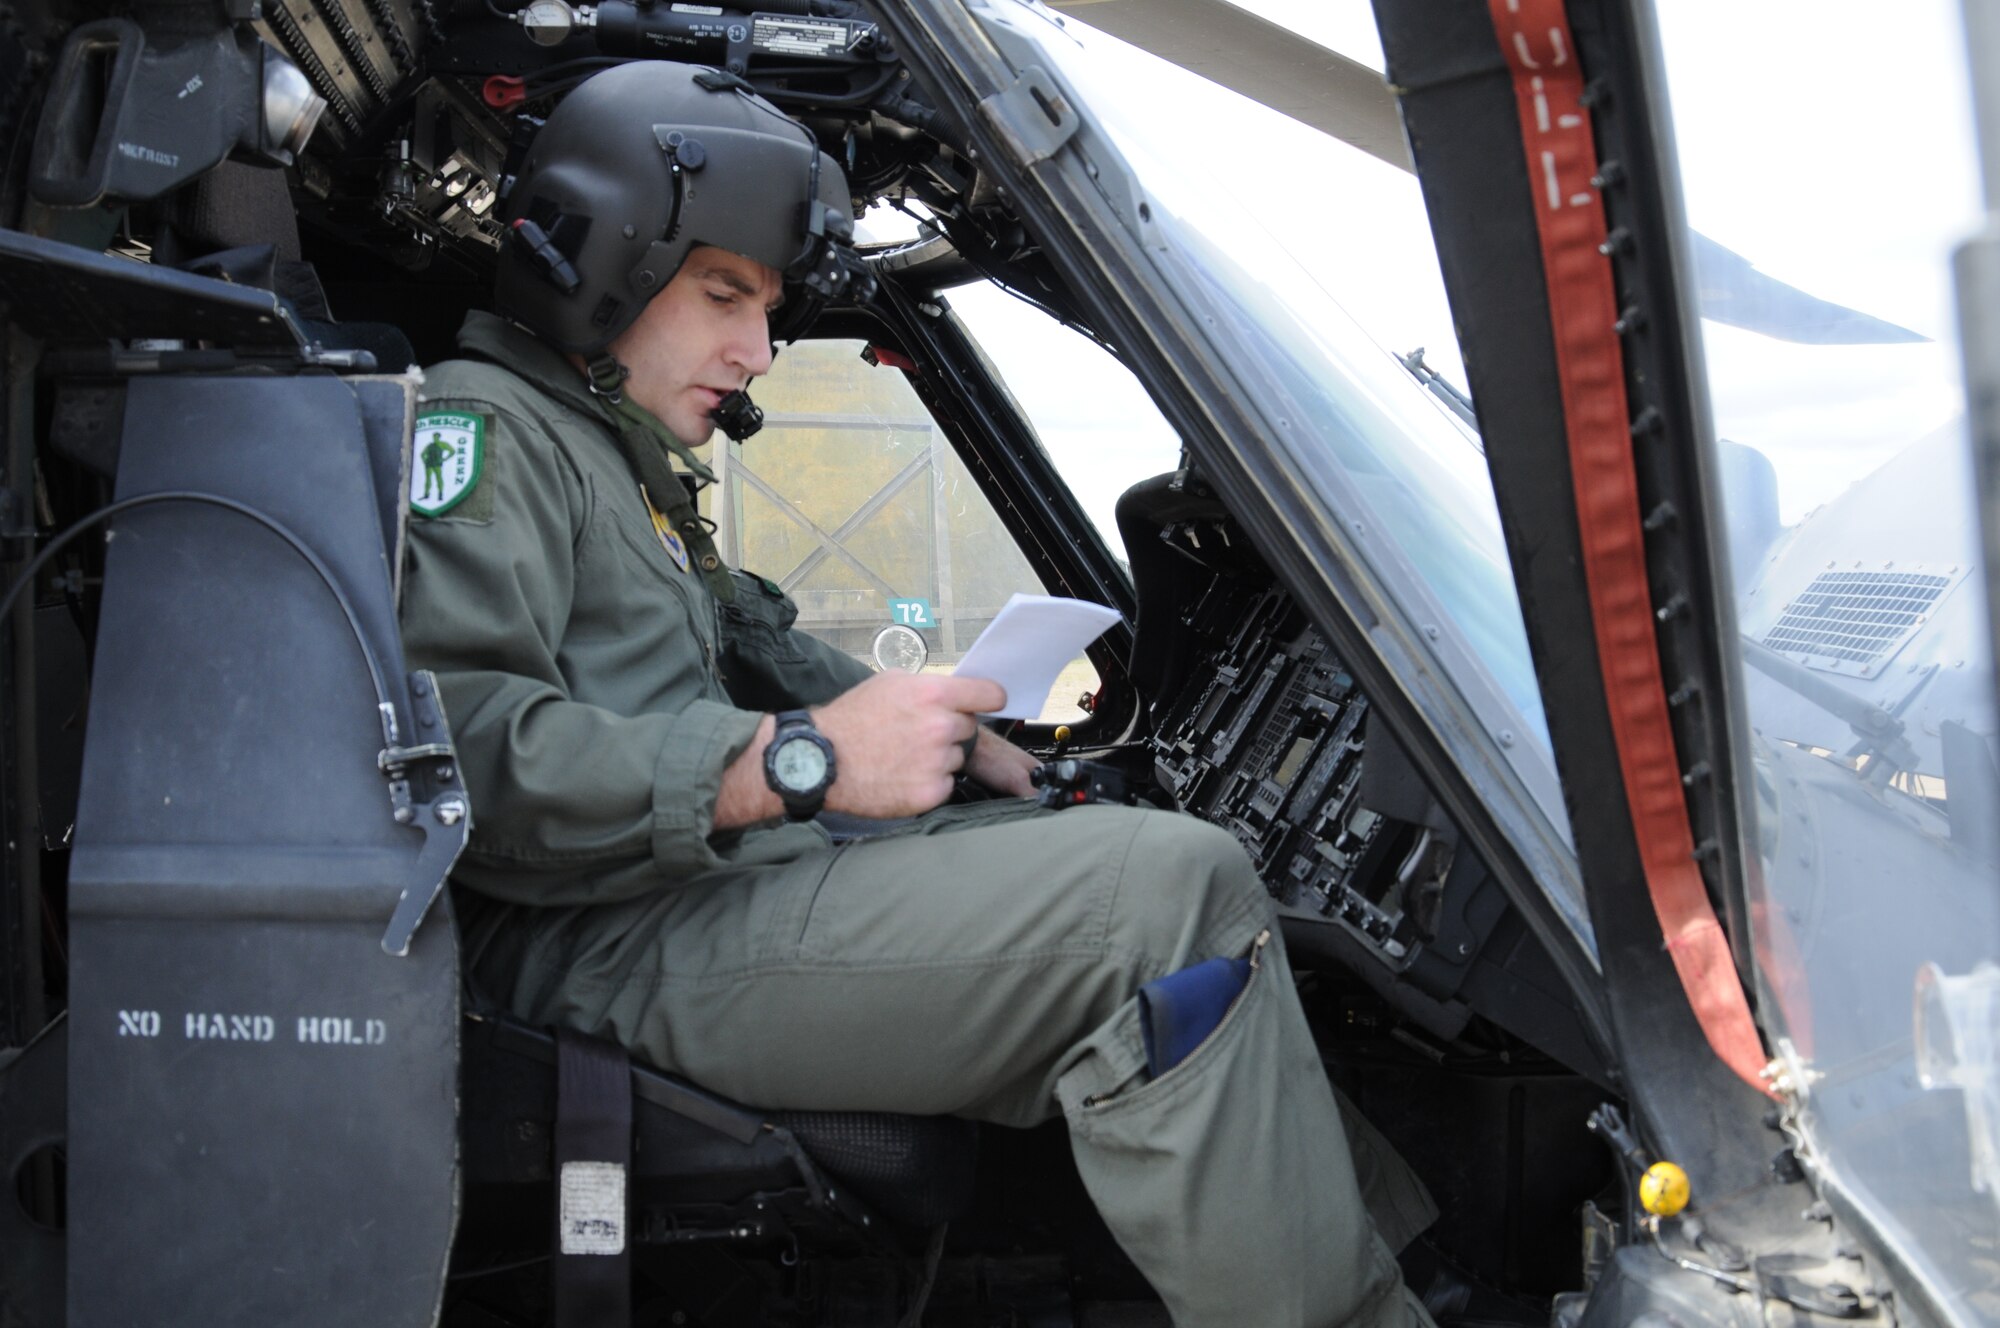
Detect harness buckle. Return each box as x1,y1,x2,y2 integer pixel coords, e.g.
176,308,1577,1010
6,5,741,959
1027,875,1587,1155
584,353,629,405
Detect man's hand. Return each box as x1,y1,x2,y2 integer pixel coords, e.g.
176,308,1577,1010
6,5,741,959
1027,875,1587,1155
713,673,1034,829
966,725,1040,798
812,671,1006,817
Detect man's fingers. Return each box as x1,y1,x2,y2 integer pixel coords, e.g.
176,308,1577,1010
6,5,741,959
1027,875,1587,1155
932,674,1007,715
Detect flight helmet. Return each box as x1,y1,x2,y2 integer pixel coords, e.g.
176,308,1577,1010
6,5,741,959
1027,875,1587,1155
495,60,871,355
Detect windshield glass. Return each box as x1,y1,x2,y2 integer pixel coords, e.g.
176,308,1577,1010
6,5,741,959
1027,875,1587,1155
950,279,1185,562
855,204,1187,563
1655,2,2000,1309
987,2,1587,947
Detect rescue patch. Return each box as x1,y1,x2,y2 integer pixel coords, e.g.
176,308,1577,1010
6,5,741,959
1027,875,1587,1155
410,411,486,517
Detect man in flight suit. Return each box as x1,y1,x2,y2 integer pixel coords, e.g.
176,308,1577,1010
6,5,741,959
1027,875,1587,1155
419,430,451,503
399,61,1429,1328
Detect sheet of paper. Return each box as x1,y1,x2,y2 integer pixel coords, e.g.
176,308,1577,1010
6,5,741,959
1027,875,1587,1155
953,593,1122,720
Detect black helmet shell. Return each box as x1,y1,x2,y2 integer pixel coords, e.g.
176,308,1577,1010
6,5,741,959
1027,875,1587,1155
496,61,859,354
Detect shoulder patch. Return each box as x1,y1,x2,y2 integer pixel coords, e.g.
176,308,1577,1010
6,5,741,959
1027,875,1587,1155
410,411,487,518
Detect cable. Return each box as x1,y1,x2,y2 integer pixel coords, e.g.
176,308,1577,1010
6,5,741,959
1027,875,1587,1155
518,56,627,93
448,1253,552,1281
0,491,405,745
751,64,899,111
895,1223,948,1328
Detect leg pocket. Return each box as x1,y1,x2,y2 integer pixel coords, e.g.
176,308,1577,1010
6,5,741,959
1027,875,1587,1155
1058,928,1406,1328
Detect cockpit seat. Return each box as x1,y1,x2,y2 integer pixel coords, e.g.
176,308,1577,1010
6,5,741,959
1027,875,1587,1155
458,1008,979,1266
168,160,416,371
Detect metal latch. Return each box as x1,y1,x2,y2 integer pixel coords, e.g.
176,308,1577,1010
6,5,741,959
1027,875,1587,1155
378,668,472,957
977,65,1079,166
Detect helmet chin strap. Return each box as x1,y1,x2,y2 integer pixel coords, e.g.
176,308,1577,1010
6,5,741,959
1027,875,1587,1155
582,350,630,405
583,349,717,485
586,347,765,443
579,348,739,604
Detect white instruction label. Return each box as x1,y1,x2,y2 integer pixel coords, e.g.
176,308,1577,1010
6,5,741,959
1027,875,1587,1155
753,15,852,58
559,1161,627,1255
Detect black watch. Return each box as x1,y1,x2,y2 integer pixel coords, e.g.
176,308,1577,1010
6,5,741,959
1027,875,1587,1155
763,709,836,821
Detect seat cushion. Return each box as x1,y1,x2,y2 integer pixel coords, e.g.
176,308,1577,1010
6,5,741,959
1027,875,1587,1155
771,1109,978,1228
461,1011,979,1234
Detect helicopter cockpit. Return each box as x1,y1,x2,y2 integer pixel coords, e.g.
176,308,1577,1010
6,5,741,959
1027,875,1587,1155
2,0,1994,1325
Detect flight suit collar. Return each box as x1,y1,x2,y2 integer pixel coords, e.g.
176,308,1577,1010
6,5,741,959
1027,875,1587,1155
453,310,607,422
452,311,715,482
454,310,737,602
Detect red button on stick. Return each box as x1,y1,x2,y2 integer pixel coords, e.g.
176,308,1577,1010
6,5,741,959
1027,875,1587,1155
483,75,527,110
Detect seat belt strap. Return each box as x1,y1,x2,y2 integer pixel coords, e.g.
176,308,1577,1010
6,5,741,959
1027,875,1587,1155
553,1027,633,1327
1485,0,1772,1096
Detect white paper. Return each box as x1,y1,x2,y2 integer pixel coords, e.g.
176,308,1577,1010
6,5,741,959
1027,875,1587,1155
953,593,1122,719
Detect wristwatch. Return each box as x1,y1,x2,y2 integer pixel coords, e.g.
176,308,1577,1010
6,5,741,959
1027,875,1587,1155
763,709,837,821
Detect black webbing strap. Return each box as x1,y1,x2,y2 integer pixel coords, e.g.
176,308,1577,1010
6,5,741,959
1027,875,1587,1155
553,1027,633,1328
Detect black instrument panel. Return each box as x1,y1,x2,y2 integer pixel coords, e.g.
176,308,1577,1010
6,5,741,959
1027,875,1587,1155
1120,474,1605,1076
1145,569,1447,971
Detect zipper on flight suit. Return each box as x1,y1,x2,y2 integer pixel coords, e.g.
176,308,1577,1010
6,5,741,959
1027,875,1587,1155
1082,928,1271,1108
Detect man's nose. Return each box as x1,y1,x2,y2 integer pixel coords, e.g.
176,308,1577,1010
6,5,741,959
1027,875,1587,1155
728,313,776,379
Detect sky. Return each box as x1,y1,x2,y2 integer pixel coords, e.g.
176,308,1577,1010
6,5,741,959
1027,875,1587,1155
1226,0,1383,70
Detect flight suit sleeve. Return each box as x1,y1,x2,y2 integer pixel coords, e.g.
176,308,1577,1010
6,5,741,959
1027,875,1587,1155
717,568,874,712
400,396,765,907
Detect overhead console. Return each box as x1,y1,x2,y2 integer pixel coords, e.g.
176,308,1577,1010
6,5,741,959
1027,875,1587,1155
1117,473,1604,1077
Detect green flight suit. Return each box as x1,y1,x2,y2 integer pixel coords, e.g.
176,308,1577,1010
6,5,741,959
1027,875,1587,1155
400,311,1430,1328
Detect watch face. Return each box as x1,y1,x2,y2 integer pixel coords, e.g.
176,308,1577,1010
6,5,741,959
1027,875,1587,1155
773,735,829,792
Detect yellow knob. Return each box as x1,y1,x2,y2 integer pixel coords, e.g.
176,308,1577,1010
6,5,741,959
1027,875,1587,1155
1639,1161,1690,1217
1054,725,1072,743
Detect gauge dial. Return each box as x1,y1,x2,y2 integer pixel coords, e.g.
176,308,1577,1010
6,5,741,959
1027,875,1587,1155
872,622,929,674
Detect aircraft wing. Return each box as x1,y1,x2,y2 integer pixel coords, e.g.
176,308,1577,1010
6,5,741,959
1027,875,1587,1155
1686,230,1927,344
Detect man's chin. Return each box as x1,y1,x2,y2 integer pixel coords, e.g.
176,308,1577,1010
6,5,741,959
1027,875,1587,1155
663,411,716,448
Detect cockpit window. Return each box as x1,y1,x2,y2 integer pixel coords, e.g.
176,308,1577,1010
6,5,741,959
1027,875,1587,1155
944,278,1183,563
703,337,1101,723
1656,1,2000,1305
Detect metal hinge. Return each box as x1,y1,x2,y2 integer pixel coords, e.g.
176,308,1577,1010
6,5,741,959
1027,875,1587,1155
977,65,1079,166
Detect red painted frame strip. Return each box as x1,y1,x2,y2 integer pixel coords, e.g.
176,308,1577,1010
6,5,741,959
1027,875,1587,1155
1485,0,1772,1095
